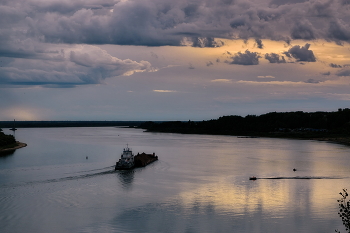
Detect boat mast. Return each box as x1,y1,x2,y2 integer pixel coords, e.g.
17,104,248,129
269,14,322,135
10,119,17,131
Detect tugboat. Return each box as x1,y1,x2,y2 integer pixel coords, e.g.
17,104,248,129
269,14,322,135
115,144,158,170
115,145,135,170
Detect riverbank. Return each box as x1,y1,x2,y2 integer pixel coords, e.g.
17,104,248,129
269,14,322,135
0,141,27,154
308,137,350,146
254,132,350,147
237,134,350,147
144,127,350,147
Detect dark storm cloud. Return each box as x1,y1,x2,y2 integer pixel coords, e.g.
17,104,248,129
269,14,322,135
230,50,260,65
291,21,316,40
2,0,348,48
230,17,246,29
1,0,350,87
31,0,116,14
340,0,350,5
264,53,286,63
192,37,224,48
307,0,334,17
255,39,264,49
327,20,350,45
283,43,316,62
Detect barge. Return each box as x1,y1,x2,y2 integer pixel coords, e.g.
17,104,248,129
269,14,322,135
115,145,158,170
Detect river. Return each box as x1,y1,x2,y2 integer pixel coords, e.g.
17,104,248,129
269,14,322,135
0,127,349,233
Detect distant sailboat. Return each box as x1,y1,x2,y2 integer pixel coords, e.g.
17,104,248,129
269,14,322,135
10,119,17,131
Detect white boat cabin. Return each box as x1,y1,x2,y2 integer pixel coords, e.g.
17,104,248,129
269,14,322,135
121,145,134,159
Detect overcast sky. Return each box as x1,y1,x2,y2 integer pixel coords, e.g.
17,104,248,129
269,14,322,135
1,0,350,121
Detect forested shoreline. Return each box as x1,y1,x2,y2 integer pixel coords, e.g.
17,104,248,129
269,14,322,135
0,130,17,151
139,109,350,144
1,108,350,150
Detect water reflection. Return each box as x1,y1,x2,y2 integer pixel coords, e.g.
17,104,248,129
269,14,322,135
116,170,135,189
1,127,349,233
110,176,342,233
0,150,16,158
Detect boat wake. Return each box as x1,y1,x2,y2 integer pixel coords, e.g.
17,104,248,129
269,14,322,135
1,166,123,189
257,176,342,180
46,167,116,183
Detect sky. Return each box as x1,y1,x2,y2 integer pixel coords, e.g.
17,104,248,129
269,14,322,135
1,0,350,121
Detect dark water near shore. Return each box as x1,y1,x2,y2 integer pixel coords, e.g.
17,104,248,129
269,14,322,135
0,127,349,233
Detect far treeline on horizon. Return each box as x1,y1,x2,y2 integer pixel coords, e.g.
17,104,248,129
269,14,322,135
1,108,350,138
140,108,350,137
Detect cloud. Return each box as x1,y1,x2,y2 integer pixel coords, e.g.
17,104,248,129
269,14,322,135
322,71,331,75
191,37,224,48
305,78,320,83
237,80,315,85
238,75,350,87
1,0,349,49
153,90,177,93
308,0,335,17
336,69,350,76
291,20,316,40
206,61,214,66
0,0,349,88
257,75,275,79
255,38,264,49
211,79,231,83
269,0,308,7
340,0,350,6
327,20,350,45
283,43,316,62
0,45,153,86
329,63,342,68
229,50,261,65
326,93,350,101
264,53,286,63
150,52,158,59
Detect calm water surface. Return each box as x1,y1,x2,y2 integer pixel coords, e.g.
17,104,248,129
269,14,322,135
0,127,349,233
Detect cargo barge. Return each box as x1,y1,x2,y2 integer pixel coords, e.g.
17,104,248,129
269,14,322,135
115,145,158,170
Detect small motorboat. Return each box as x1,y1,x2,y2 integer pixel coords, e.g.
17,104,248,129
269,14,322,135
249,176,257,180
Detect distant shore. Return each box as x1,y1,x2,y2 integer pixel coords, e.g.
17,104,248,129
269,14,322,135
0,141,27,153
266,134,350,146
255,132,350,147
143,127,350,147
308,137,350,147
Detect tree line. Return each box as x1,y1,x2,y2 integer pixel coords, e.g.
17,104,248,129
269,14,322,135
0,130,16,148
140,108,350,137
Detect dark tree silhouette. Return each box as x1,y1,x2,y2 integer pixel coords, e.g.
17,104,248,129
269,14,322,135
140,108,350,137
0,131,16,147
336,189,350,233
